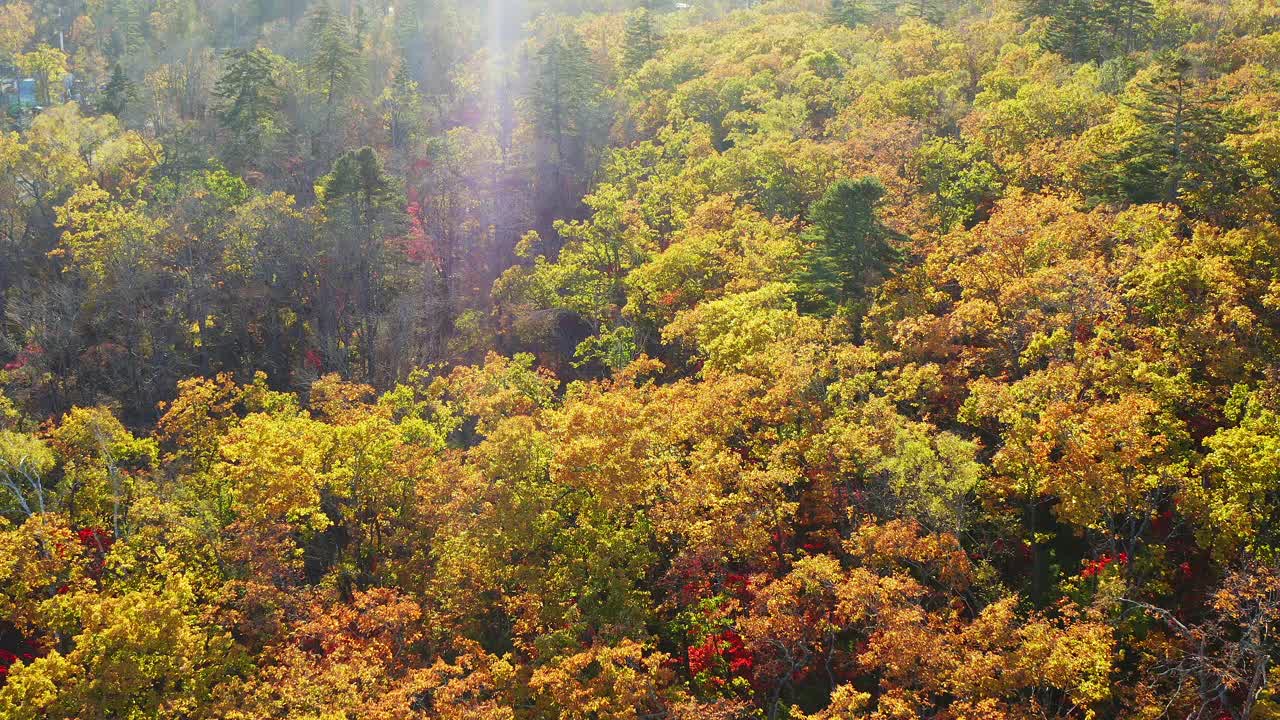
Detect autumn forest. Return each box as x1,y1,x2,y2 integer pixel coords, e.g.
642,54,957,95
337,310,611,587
1,0,1279,717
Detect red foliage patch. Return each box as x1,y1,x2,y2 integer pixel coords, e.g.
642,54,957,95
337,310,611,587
78,527,114,579
688,629,754,680
4,343,43,371
1080,552,1127,579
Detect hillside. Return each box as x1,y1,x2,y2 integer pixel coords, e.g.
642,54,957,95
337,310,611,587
2,0,1280,717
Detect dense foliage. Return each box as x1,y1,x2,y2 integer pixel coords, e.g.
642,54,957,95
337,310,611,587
2,0,1280,717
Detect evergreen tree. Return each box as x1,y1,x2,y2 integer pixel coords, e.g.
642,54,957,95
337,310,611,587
109,0,147,57
352,5,368,50
98,63,136,117
530,31,600,157
322,146,400,220
622,8,661,74
528,30,607,220
1094,57,1252,209
213,47,282,163
306,4,360,139
792,177,901,323
381,58,423,149
317,147,407,379
1100,0,1154,55
1042,0,1099,62
1024,0,1153,62
893,0,943,25
827,0,871,28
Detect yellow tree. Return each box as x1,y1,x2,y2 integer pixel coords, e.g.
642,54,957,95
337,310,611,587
15,45,68,105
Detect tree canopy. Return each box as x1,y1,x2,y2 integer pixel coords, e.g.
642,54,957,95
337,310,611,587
2,0,1280,717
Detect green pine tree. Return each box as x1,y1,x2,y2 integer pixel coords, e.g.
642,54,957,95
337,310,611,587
322,146,400,224
828,0,871,28
1099,0,1154,55
792,177,901,326
213,47,283,163
98,63,137,117
382,57,423,149
529,31,607,217
1023,0,1152,62
894,0,943,25
110,0,147,57
1093,57,1253,210
306,4,361,137
317,147,407,378
1042,0,1100,62
622,8,661,74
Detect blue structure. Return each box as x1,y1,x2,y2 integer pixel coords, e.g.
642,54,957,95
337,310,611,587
17,78,36,107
